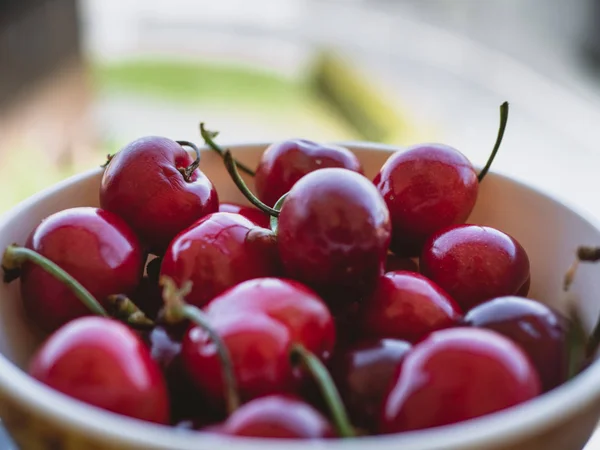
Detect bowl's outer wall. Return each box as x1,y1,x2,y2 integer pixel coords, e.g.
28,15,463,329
0,144,599,449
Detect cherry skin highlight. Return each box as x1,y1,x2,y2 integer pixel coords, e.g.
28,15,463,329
361,271,462,343
464,296,569,392
277,168,391,303
221,395,334,439
420,224,530,311
100,136,219,253
29,317,169,424
218,202,270,228
160,212,280,308
255,139,363,207
380,327,541,433
374,144,478,257
20,207,145,332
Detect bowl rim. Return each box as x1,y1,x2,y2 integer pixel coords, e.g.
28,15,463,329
0,140,599,449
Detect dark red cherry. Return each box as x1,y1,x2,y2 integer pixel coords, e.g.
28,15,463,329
255,139,363,207
464,296,568,392
329,338,411,432
373,144,478,256
219,202,270,228
29,317,169,424
221,395,334,438
380,327,541,433
278,168,391,302
205,278,335,360
160,212,280,308
361,271,462,342
420,224,530,311
100,137,219,253
385,254,418,273
19,207,145,332
182,313,295,405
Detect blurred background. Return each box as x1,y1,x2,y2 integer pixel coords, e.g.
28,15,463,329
2,0,600,446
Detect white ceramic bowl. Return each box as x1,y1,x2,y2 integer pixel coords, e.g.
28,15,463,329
0,142,599,450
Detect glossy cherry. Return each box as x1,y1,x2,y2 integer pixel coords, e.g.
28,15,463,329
464,296,569,392
9,207,145,333
329,338,411,432
221,395,334,438
255,139,364,207
160,212,280,308
361,271,462,342
380,327,541,433
219,202,270,228
29,316,169,424
420,224,530,311
100,137,219,253
205,277,335,360
385,254,418,273
278,168,391,302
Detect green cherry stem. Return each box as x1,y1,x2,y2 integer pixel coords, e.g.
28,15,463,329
223,150,280,217
270,193,288,233
160,276,240,415
290,344,356,438
1,244,109,317
478,101,509,183
176,140,202,182
106,294,155,330
199,123,256,176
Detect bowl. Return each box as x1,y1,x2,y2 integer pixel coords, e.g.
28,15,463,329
0,142,599,450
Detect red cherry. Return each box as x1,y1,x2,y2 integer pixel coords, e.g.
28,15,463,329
16,207,144,332
205,277,335,360
29,316,169,424
182,313,295,405
221,395,334,439
100,137,219,253
255,139,364,207
374,144,478,257
277,168,391,302
361,271,462,342
385,254,418,273
464,296,568,392
160,212,279,308
380,327,541,433
420,224,530,311
218,202,270,228
329,338,411,432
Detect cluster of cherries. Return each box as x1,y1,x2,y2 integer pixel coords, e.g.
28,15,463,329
2,102,596,440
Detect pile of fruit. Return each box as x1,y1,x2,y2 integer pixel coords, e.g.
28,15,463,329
2,102,596,439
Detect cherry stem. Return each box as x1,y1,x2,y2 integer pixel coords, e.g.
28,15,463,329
100,154,114,169
107,294,155,330
290,344,355,438
160,276,240,415
199,123,256,176
176,140,201,182
1,244,109,317
566,302,588,379
477,101,509,183
269,193,288,233
223,150,280,217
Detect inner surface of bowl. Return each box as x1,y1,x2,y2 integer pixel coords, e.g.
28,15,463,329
0,142,600,450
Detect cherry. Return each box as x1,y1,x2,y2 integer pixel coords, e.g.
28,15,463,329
254,139,364,207
385,253,418,273
361,271,462,342
218,202,270,228
2,207,145,333
277,167,391,302
464,296,569,392
29,316,169,424
420,224,530,311
205,277,335,360
221,395,334,439
100,137,219,253
374,102,508,257
380,327,541,433
160,212,280,308
329,338,411,432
